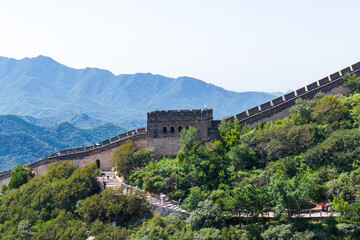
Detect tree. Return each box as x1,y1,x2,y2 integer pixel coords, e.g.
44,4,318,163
344,72,360,91
290,98,314,124
331,194,349,214
77,188,148,226
338,201,360,224
8,172,27,189
112,140,137,176
312,94,348,125
179,126,198,154
17,219,33,240
269,171,315,218
187,199,225,230
183,186,207,211
8,164,31,189
194,228,221,240
228,145,255,170
261,224,293,240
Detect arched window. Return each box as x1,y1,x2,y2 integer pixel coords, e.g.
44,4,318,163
163,127,167,133
186,126,189,130
96,159,100,169
171,126,175,133
178,126,182,132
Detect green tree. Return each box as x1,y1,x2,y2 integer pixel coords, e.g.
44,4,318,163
8,164,31,189
194,228,221,240
17,219,33,240
338,201,360,224
187,199,225,230
344,72,360,91
8,172,27,189
312,94,348,125
183,186,207,211
112,140,137,176
269,171,315,218
179,126,198,154
290,98,314,124
228,145,255,170
77,188,148,226
261,224,293,240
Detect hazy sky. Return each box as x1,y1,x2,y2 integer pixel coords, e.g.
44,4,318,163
0,0,359,92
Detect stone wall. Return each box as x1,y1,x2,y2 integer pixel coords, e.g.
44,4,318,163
231,62,360,127
0,170,11,186
147,109,214,157
0,130,147,186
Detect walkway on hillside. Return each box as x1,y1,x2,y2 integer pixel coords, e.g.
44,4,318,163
97,171,186,214
97,171,338,219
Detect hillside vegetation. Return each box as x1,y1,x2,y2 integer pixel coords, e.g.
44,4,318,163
2,76,360,239
122,76,360,239
0,162,148,239
0,115,126,171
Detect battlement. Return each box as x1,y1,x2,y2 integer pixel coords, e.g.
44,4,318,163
227,61,360,127
38,128,147,159
148,109,213,121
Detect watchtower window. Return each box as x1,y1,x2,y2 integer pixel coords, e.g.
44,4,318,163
178,126,182,132
163,127,167,133
171,126,175,133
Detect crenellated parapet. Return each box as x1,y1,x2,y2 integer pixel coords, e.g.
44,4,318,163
41,128,146,159
230,61,360,127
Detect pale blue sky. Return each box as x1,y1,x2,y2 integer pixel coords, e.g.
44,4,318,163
0,0,359,92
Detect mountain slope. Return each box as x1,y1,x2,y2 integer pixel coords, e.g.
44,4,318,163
0,56,280,127
0,115,126,171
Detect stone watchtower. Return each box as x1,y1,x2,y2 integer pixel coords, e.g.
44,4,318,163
147,109,214,157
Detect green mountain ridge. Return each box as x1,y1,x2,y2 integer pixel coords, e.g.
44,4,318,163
0,115,126,171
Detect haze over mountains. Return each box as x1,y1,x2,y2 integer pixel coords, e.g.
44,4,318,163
0,55,283,170
0,55,281,128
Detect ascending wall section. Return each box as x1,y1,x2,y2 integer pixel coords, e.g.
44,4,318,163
231,62,360,128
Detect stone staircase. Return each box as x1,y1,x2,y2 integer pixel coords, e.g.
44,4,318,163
97,171,187,216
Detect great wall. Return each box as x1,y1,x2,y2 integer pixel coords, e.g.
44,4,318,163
1,61,359,186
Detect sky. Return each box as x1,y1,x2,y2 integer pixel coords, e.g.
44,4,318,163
0,0,359,92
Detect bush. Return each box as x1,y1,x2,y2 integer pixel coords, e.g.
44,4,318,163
187,200,225,230
194,228,221,240
261,224,293,240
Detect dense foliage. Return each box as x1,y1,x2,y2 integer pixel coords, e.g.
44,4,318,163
0,162,148,239
2,79,360,239
124,89,360,239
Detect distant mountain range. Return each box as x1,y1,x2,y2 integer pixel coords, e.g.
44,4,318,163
0,55,281,128
0,115,126,171
0,55,283,171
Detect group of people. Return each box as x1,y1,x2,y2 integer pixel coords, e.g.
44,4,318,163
159,195,186,206
101,171,116,189
321,202,331,212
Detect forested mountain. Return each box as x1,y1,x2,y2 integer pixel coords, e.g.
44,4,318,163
0,55,280,128
0,115,126,171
